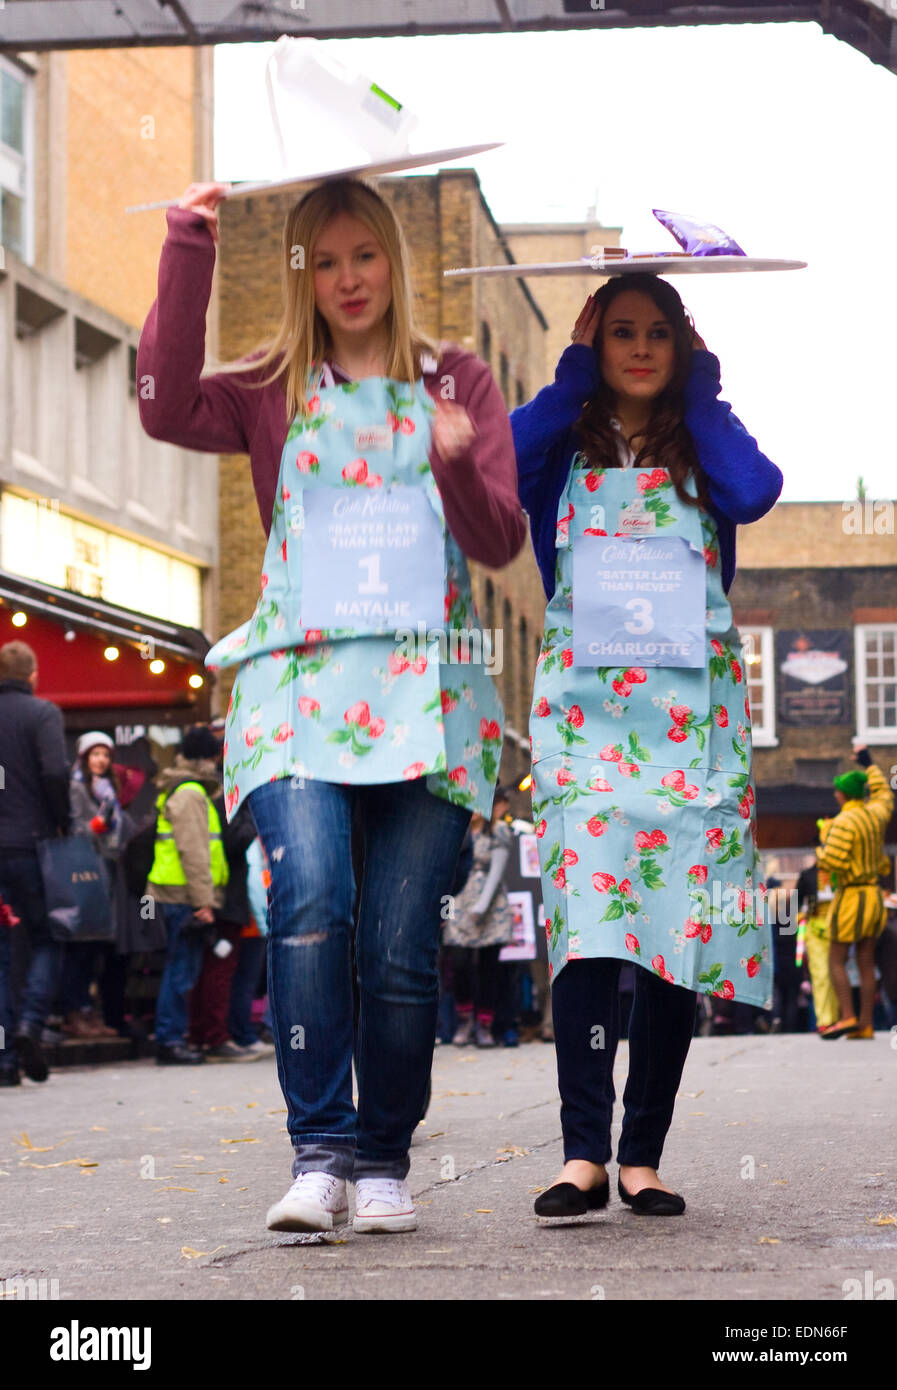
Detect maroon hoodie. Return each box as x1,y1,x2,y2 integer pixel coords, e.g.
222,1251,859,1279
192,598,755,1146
137,207,527,570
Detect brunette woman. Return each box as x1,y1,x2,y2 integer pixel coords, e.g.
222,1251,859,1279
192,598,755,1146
62,732,122,1037
512,275,781,1217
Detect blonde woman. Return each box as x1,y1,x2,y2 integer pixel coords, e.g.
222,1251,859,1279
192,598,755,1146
138,179,524,1235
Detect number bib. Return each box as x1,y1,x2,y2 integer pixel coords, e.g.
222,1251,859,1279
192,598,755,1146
572,533,706,668
299,484,446,632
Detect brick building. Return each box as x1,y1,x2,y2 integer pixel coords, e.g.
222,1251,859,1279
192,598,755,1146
730,500,897,859
502,217,623,382
0,44,217,733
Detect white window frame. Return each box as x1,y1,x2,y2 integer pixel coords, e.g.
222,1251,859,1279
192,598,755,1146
0,54,34,265
855,623,897,745
740,625,777,747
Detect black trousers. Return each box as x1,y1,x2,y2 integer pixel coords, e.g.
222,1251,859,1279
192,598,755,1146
450,943,502,1016
552,957,697,1169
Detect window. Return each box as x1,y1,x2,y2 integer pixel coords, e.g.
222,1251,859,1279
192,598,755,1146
479,321,491,370
502,596,514,731
0,492,203,627
855,624,897,742
740,626,776,745
0,58,31,261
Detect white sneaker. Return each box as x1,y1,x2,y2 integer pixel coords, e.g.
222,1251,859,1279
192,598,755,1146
353,1178,417,1234
241,1039,276,1059
266,1171,349,1233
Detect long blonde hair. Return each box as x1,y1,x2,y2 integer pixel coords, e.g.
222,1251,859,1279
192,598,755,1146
209,178,438,423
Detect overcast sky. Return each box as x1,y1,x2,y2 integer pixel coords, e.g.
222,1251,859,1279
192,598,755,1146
215,23,897,504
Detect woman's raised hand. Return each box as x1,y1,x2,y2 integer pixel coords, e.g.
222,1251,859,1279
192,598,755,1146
570,294,601,349
432,399,477,463
176,182,232,244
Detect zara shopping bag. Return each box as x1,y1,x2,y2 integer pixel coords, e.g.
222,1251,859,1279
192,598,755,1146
36,834,114,943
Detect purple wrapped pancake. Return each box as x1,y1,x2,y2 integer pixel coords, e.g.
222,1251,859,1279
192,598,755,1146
652,208,746,257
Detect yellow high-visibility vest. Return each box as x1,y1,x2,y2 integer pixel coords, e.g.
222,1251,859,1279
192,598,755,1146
148,781,229,888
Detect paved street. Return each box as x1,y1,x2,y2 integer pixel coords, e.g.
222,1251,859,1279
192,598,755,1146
2,1034,895,1302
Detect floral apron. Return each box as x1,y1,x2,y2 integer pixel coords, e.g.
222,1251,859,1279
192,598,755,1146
205,369,504,820
530,456,772,1008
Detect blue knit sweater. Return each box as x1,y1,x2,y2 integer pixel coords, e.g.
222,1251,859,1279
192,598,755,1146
512,345,783,599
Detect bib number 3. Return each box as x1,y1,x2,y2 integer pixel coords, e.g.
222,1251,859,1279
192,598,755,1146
623,597,654,635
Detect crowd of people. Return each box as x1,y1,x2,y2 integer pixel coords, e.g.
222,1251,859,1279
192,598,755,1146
1,632,892,1095
0,640,276,1085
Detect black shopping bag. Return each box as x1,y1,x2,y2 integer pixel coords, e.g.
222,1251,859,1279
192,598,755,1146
36,834,115,943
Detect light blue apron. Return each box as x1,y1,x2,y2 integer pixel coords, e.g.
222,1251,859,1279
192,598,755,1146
530,456,773,1008
205,367,504,820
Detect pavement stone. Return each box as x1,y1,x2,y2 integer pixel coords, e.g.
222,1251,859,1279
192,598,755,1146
1,1033,895,1302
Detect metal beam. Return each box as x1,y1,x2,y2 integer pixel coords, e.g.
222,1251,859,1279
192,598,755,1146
1,0,896,77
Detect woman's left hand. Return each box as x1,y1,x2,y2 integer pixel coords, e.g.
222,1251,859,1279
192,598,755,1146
432,400,477,463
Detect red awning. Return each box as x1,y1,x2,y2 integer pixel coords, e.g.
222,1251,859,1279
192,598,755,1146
0,571,211,712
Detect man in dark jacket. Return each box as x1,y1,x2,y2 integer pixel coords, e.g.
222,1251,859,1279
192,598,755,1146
0,641,71,1084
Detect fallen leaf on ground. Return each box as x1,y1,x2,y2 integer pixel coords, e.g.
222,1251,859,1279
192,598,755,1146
246,1103,258,1109
267,1109,287,1115
90,1127,107,1132
157,1218,172,1224
209,1106,235,1113
13,1133,73,1153
773,1180,788,1186
156,1187,198,1193
219,1178,229,1184
496,1145,529,1159
181,1246,225,1259
476,1209,493,1213
437,1090,484,1098
220,1137,259,1144
869,1213,897,1226
758,1237,780,1244
20,1158,97,1168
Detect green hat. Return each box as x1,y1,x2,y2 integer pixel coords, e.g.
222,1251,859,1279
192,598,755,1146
833,769,867,800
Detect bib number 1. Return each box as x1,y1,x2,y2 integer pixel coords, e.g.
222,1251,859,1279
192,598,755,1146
358,553,388,595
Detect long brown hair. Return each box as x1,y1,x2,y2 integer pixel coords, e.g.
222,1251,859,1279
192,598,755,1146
575,274,711,511
207,178,438,424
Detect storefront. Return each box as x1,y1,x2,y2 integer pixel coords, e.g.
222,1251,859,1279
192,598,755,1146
0,568,211,736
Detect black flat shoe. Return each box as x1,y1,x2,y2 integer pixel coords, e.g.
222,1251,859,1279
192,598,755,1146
618,1175,685,1216
534,1178,610,1217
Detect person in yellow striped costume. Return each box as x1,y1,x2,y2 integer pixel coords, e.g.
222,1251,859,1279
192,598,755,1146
795,860,838,1033
816,744,894,1039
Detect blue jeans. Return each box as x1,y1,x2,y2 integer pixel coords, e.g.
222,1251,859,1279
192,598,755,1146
228,935,267,1047
248,777,470,1182
154,902,206,1047
0,852,64,1067
552,957,697,1169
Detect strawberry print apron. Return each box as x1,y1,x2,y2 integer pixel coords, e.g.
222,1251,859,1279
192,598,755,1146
205,369,504,821
530,456,772,1008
